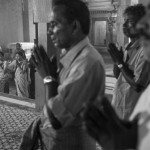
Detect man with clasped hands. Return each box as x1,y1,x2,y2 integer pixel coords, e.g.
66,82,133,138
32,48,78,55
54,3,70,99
19,0,105,150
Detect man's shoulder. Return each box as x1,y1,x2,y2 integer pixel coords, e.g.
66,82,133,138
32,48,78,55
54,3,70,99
75,44,105,71
83,44,104,64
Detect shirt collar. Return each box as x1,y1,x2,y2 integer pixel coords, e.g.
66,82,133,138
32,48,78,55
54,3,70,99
127,39,141,51
60,37,89,69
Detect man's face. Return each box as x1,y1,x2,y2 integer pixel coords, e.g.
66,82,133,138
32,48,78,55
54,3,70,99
123,13,138,38
16,44,21,50
15,54,22,61
137,5,150,61
48,5,74,50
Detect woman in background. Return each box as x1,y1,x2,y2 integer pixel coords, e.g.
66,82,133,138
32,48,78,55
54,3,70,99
0,51,12,93
15,51,29,98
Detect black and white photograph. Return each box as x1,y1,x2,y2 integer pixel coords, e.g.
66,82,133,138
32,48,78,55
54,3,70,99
0,0,150,150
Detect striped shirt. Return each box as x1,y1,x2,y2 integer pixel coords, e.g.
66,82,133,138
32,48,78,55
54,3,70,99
40,37,105,150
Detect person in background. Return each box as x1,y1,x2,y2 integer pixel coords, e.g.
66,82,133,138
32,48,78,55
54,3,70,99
19,0,105,149
15,43,25,59
8,43,26,77
0,51,12,93
83,3,150,150
109,4,149,119
15,51,29,98
28,52,36,99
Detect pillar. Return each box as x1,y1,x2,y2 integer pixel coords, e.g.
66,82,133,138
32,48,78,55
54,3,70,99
35,23,47,111
33,0,57,110
22,0,30,42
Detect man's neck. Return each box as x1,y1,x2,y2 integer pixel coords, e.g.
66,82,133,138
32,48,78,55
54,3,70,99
65,35,86,52
130,37,139,43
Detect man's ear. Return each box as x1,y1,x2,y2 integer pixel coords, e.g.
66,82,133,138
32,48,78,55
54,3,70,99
72,20,82,35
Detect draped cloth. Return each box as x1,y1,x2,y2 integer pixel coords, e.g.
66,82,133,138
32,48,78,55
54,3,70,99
15,62,29,98
0,61,12,93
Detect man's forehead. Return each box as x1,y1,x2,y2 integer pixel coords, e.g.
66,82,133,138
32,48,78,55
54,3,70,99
50,5,66,21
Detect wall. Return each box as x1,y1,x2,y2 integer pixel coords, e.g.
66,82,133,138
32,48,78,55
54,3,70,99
0,0,23,49
0,0,35,49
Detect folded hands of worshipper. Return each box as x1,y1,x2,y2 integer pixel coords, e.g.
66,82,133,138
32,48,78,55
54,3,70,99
108,43,124,65
82,96,138,150
31,44,58,80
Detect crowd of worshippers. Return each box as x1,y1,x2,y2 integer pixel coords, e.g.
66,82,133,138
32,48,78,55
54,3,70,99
17,0,150,150
0,43,35,99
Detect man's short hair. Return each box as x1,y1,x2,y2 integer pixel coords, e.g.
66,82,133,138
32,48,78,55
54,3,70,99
52,0,90,35
16,43,21,47
124,4,145,24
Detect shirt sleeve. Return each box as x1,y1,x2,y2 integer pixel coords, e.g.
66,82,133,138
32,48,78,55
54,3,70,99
134,48,145,82
136,61,150,89
47,61,105,127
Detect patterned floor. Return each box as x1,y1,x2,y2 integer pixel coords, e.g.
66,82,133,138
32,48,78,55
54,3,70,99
0,103,40,150
0,102,103,150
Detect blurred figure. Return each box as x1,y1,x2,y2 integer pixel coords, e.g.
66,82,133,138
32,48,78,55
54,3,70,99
83,3,150,150
28,54,35,99
15,51,29,98
109,4,149,119
0,51,12,93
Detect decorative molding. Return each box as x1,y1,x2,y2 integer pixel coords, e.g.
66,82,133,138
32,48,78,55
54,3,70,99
88,1,117,11
90,10,112,15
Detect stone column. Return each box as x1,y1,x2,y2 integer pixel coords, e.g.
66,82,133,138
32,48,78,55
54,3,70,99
22,0,30,42
33,0,56,110
35,23,47,111
28,0,35,42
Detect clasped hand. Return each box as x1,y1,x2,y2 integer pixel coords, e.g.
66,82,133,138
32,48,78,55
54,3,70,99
31,45,58,79
108,43,124,65
83,96,138,150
